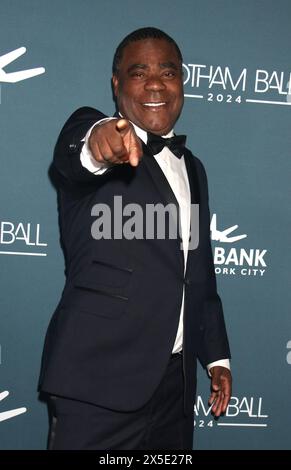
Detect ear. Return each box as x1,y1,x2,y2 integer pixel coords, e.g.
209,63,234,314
112,75,119,97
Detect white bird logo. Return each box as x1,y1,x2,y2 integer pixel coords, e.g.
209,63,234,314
0,47,45,83
210,214,247,243
0,391,27,422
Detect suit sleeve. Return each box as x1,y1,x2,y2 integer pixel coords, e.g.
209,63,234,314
194,157,231,368
52,107,108,184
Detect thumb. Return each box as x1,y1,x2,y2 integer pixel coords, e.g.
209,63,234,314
211,381,220,392
211,370,221,391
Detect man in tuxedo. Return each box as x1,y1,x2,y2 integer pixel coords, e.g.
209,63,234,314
39,27,231,450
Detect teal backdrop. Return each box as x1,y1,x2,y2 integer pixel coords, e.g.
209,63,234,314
0,0,290,450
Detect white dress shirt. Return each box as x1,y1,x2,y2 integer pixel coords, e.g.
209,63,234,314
80,120,230,375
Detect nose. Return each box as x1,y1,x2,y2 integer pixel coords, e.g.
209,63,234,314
144,75,166,91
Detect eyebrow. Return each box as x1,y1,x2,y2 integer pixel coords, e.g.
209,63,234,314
127,62,179,73
160,62,179,70
127,64,147,73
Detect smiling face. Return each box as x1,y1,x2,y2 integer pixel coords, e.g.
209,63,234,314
112,38,184,135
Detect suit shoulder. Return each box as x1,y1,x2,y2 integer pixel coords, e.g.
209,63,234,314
185,149,208,179
193,155,207,172
63,106,107,126
56,106,108,142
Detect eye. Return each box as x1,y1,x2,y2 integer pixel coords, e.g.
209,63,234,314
130,71,145,79
163,70,176,78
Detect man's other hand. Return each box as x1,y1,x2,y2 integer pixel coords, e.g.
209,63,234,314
208,366,232,417
88,118,143,167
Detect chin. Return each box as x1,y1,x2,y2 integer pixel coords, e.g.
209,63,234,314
146,121,171,135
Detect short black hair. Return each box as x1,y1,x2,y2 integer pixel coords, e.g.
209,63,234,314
112,27,183,75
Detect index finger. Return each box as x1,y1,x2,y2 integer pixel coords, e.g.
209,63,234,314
116,119,142,167
116,118,130,134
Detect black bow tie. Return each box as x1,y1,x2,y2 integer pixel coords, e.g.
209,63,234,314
147,132,186,159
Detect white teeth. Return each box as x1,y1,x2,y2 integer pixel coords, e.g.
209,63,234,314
143,102,166,107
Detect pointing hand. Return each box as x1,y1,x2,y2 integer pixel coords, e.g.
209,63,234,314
88,118,143,167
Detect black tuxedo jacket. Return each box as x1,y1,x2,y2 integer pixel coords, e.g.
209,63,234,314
39,107,230,414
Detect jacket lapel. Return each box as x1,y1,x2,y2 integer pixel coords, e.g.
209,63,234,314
141,143,184,272
183,149,201,276
113,112,201,274
183,149,200,205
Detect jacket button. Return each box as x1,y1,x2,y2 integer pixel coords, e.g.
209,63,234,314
184,278,190,285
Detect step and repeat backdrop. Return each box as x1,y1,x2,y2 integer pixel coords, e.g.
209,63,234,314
0,0,290,450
